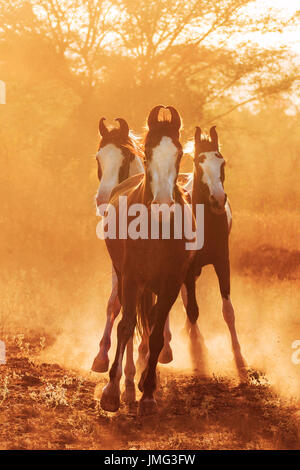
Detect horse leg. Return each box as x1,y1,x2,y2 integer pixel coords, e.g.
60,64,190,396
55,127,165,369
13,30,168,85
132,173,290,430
181,268,208,376
136,289,153,373
138,286,180,415
121,335,136,404
214,260,247,381
100,276,137,412
91,266,121,372
136,330,149,375
158,314,173,364
134,286,173,367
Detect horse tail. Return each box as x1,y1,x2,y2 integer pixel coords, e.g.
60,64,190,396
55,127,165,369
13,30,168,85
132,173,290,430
136,288,154,338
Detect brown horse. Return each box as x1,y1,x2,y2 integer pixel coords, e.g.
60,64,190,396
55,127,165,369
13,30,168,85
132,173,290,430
179,126,247,380
91,117,174,401
92,117,144,378
91,117,145,404
100,105,196,414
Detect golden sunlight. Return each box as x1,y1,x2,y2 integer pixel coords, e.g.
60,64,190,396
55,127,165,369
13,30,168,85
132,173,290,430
0,0,300,451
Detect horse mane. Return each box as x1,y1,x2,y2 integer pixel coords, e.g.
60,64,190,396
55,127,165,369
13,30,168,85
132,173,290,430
123,132,145,161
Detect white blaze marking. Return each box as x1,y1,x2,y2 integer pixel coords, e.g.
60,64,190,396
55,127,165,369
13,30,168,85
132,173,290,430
199,152,225,206
149,136,177,204
96,144,123,204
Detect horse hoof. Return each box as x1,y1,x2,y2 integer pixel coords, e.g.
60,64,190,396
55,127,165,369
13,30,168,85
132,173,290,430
235,356,248,383
193,368,210,380
100,385,120,412
158,345,173,364
238,366,249,384
91,353,109,373
138,398,157,416
121,382,136,404
100,393,120,412
191,357,209,378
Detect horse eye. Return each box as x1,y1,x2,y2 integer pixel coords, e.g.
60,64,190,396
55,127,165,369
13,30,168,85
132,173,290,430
198,154,206,163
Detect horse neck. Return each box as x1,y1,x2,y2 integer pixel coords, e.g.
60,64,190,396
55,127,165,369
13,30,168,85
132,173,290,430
191,169,206,213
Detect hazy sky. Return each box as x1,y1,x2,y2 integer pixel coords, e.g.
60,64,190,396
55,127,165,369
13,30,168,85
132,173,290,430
250,0,300,54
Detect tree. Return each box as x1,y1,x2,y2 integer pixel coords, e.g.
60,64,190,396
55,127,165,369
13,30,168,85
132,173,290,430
1,0,299,131
111,0,299,128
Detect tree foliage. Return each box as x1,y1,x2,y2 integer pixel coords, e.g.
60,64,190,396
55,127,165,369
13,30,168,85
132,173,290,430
0,0,299,127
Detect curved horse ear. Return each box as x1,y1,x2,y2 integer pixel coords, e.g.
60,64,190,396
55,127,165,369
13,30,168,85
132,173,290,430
115,118,129,138
166,106,181,131
210,126,219,150
195,126,201,143
147,105,164,129
99,117,109,137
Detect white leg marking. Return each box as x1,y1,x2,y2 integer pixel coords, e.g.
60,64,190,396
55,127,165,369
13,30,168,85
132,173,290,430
100,266,121,353
222,296,247,376
124,336,136,383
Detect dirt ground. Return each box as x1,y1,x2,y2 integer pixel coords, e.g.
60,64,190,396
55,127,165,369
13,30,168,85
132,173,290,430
1,240,300,450
1,335,300,451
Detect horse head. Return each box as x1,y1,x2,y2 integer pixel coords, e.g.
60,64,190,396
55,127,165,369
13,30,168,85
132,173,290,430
96,117,143,207
144,105,183,206
193,126,227,214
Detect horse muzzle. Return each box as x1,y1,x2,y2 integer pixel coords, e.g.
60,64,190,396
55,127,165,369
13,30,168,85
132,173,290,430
209,194,227,215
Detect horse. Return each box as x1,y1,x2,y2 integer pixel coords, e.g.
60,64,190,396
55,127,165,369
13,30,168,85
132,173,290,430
179,125,247,380
100,105,196,415
91,117,144,382
91,115,174,402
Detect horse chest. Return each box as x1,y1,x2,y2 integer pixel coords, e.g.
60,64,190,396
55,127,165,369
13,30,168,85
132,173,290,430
123,238,190,286
195,210,229,267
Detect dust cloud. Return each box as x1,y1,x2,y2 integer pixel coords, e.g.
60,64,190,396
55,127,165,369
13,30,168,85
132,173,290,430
1,98,299,401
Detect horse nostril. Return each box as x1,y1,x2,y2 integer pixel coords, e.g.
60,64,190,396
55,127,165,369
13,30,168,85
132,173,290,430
224,194,227,204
